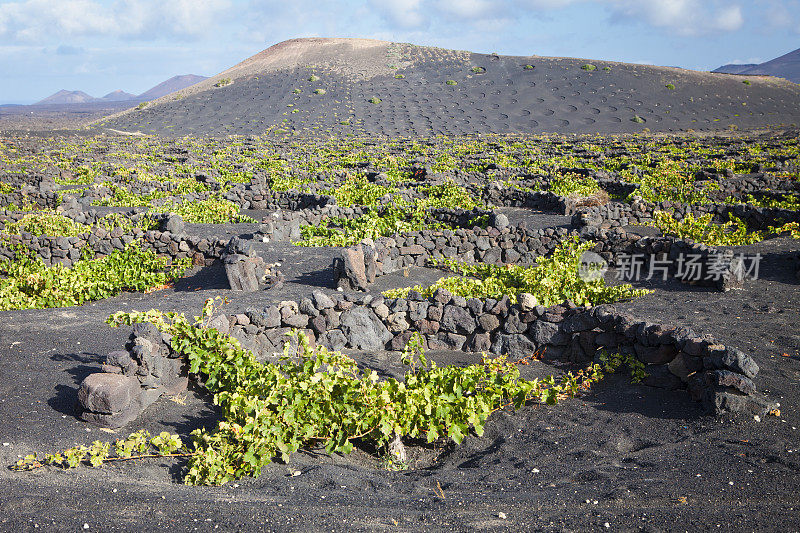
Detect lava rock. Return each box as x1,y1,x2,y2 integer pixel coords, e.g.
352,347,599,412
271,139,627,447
339,307,392,350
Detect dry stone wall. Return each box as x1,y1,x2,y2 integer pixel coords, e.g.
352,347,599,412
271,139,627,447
226,289,773,417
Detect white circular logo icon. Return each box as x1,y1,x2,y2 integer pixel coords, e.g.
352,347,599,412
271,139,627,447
578,251,608,281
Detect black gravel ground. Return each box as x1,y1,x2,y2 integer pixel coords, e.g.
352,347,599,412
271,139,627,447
1,211,799,532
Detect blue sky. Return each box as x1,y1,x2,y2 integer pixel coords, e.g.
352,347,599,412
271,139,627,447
1,0,799,104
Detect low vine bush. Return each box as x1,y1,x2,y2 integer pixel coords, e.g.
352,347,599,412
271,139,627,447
13,299,645,485
653,211,763,246
654,211,800,244
297,206,441,247
629,160,718,205
548,174,601,198
1,211,157,238
154,198,256,224
0,245,189,310
420,180,483,210
384,238,649,306
739,193,800,211
324,174,397,207
297,181,483,247
2,211,88,237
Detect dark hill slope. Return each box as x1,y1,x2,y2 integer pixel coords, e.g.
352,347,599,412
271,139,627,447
97,38,800,136
739,47,800,83
712,63,758,75
138,74,208,101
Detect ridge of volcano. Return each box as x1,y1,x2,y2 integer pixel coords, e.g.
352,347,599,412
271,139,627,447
98,37,800,137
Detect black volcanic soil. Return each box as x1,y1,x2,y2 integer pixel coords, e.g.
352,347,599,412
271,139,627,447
96,42,800,138
1,211,799,531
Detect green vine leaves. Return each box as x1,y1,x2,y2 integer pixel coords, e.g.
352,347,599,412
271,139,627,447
15,299,646,485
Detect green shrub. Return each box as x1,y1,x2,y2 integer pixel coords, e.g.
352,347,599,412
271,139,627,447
385,238,649,306
581,64,597,71
665,83,676,90
445,80,458,86
631,115,646,124
1,211,155,238
214,78,232,87
548,174,601,198
297,206,438,247
314,88,326,95
653,211,763,245
0,246,189,310
325,174,396,207
309,75,320,82
524,65,535,70
743,80,751,85
740,193,800,211
420,180,482,210
471,67,486,74
627,160,717,205
394,74,405,79
2,212,88,237
154,198,255,224
369,97,382,104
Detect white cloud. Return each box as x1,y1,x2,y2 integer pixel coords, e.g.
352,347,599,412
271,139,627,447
764,0,800,34
370,0,425,28
523,0,580,7
606,0,744,35
0,0,231,42
436,0,495,19
711,5,744,31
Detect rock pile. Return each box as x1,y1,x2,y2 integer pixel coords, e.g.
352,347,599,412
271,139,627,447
78,322,186,428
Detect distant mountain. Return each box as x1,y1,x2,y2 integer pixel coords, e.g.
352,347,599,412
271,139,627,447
33,74,207,106
713,47,800,83
712,64,758,75
36,90,96,105
101,90,138,102
137,75,208,101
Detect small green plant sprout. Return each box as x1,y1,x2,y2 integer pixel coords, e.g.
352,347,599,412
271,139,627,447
369,97,382,104
581,64,597,71
602,66,611,71
309,74,320,82
394,74,405,79
524,64,535,70
631,115,646,124
13,430,188,472
136,101,148,110
314,88,326,95
214,78,232,87
445,80,458,85
471,66,486,74
742,79,751,85
665,83,676,90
